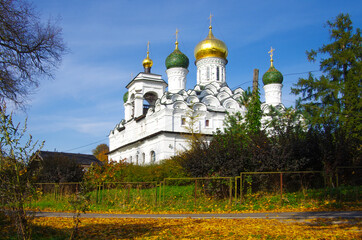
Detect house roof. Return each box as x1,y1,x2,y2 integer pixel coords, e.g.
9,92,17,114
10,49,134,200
39,151,103,166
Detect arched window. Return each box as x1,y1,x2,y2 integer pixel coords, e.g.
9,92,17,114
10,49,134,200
216,67,220,81
181,117,186,126
142,153,145,165
136,155,139,165
205,119,210,127
150,151,156,163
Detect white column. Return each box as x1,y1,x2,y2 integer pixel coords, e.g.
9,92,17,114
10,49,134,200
264,83,282,106
196,57,226,86
166,67,188,93
134,92,144,118
124,102,132,121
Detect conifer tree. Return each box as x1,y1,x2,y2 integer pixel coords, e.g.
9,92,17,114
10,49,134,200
292,13,361,168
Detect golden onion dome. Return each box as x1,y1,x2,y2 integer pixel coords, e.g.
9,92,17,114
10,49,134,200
142,41,153,69
194,25,228,62
142,52,153,68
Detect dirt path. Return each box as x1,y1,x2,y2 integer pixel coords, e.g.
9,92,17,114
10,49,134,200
34,211,362,219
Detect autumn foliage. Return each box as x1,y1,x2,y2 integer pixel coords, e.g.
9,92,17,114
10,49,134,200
92,144,109,164
1,217,360,240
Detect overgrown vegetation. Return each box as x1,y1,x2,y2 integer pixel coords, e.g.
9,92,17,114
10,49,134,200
29,184,361,213
0,105,43,240
84,158,187,184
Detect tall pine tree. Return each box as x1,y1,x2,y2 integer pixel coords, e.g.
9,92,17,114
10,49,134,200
292,13,361,169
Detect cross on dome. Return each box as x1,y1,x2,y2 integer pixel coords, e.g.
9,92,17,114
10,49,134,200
142,41,153,71
175,28,179,50
268,47,275,67
209,13,213,29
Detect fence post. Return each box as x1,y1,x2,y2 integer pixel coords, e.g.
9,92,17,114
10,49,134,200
229,178,232,205
154,182,157,207
100,183,104,203
194,179,197,211
162,180,165,203
234,177,238,204
240,173,243,204
55,184,59,201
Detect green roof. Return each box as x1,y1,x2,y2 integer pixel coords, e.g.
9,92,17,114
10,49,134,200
262,66,283,85
165,49,189,69
123,91,129,103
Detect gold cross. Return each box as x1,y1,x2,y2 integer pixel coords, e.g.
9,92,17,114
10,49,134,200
147,41,150,53
175,28,179,42
268,47,275,60
209,13,213,27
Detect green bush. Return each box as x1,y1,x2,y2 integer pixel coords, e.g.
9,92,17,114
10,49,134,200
124,158,188,182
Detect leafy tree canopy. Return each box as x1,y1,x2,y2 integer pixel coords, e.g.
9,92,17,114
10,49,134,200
92,144,109,163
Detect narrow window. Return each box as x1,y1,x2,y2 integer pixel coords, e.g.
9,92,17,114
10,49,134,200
136,155,139,165
150,151,156,163
205,119,210,127
216,67,219,81
142,153,145,164
206,67,210,80
181,117,186,125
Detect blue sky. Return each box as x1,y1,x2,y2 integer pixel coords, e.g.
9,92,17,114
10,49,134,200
10,0,362,154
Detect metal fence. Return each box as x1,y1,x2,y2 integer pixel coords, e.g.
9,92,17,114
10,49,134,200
23,169,361,211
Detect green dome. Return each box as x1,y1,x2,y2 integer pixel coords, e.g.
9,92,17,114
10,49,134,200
262,66,283,85
165,48,189,69
123,91,129,103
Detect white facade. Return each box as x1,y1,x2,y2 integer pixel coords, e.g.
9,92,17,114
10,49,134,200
108,29,284,164
108,79,246,163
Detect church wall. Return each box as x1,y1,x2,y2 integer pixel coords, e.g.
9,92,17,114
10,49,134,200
109,103,232,164
109,132,190,164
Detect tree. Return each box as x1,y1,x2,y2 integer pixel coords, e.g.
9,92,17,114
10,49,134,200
292,13,361,170
0,104,43,239
0,0,65,106
241,87,262,134
92,143,109,163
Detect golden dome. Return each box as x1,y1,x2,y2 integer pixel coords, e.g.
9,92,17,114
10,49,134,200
142,55,153,68
194,26,228,62
142,41,153,69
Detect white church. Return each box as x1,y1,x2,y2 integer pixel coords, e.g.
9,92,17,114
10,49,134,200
108,22,285,164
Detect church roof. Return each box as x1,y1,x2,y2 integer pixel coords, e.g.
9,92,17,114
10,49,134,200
155,82,245,113
165,48,189,69
194,25,228,62
262,65,283,85
39,151,102,166
125,72,167,89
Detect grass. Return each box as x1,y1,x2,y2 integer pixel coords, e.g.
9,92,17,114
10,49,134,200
27,185,361,213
